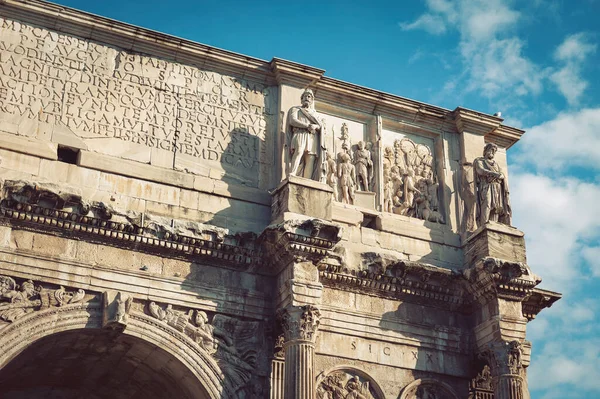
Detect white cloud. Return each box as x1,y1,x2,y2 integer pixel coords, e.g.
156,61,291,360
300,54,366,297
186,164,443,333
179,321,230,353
582,246,600,277
399,14,448,35
529,334,600,392
515,108,600,171
554,33,597,63
510,173,600,291
550,66,589,105
551,34,597,105
399,0,542,101
464,37,543,98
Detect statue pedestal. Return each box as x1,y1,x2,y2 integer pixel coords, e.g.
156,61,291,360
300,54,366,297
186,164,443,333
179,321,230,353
353,191,376,210
464,221,526,266
271,175,333,222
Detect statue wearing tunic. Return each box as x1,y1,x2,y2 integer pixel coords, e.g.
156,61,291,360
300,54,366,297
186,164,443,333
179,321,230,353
286,89,325,181
474,143,511,226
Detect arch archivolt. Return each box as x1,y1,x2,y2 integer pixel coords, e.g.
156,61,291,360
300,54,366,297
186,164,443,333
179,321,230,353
0,300,230,399
399,378,459,399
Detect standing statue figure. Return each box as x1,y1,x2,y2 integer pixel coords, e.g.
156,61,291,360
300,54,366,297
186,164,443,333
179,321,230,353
354,141,373,192
338,153,356,205
286,89,325,181
474,143,511,226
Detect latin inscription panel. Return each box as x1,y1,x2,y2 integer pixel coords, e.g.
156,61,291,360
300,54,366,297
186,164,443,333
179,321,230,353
0,17,277,188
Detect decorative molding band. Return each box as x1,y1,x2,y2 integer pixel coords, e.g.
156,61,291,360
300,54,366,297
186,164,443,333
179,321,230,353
318,262,466,310
0,200,260,270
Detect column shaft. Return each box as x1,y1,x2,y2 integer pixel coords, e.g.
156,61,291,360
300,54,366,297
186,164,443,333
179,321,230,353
284,341,315,399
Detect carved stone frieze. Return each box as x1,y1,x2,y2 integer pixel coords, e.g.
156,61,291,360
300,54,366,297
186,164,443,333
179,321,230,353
102,291,133,330
0,275,85,324
148,301,262,390
278,305,321,343
317,370,378,399
463,257,541,303
0,190,260,270
382,139,444,223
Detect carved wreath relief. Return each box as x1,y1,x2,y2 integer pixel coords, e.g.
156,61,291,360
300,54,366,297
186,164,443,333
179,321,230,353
317,371,377,399
383,138,443,222
0,275,85,325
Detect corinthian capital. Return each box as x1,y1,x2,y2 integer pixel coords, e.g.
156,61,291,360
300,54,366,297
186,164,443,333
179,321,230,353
480,340,523,376
279,305,321,343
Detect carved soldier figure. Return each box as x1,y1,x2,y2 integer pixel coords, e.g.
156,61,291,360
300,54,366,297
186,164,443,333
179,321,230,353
338,153,356,205
354,141,373,192
286,89,324,181
474,143,511,226
383,171,394,213
402,169,420,216
326,153,339,201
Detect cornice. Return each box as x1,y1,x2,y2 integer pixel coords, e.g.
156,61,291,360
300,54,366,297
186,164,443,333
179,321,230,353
0,200,261,271
454,107,524,148
270,58,325,88
318,261,467,311
522,287,561,321
0,0,275,84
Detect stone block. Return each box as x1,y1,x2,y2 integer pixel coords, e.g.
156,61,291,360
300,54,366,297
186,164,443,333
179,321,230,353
0,132,57,160
332,203,363,226
375,213,446,244
66,165,101,189
0,149,41,176
9,229,34,251
31,234,77,259
38,159,69,183
354,191,376,209
270,175,333,222
464,222,526,266
179,189,200,210
79,150,195,190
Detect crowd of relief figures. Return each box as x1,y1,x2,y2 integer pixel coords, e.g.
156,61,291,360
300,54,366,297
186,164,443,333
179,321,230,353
382,138,443,223
324,122,443,223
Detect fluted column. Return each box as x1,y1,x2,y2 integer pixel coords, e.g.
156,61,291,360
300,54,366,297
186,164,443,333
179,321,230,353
480,340,527,399
279,305,320,399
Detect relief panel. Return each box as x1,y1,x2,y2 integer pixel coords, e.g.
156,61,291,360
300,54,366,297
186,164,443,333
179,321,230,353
381,128,443,223
318,113,375,208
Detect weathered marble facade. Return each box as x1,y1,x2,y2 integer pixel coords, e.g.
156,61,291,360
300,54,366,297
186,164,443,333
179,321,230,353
0,1,560,398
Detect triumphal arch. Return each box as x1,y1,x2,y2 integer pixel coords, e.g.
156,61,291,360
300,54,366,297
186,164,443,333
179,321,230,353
0,1,560,398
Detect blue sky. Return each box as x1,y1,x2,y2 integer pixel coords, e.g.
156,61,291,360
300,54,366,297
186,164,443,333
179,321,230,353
50,1,600,398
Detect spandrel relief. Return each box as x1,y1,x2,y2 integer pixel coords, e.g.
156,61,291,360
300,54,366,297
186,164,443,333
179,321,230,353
381,134,444,223
148,302,263,389
0,275,85,326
